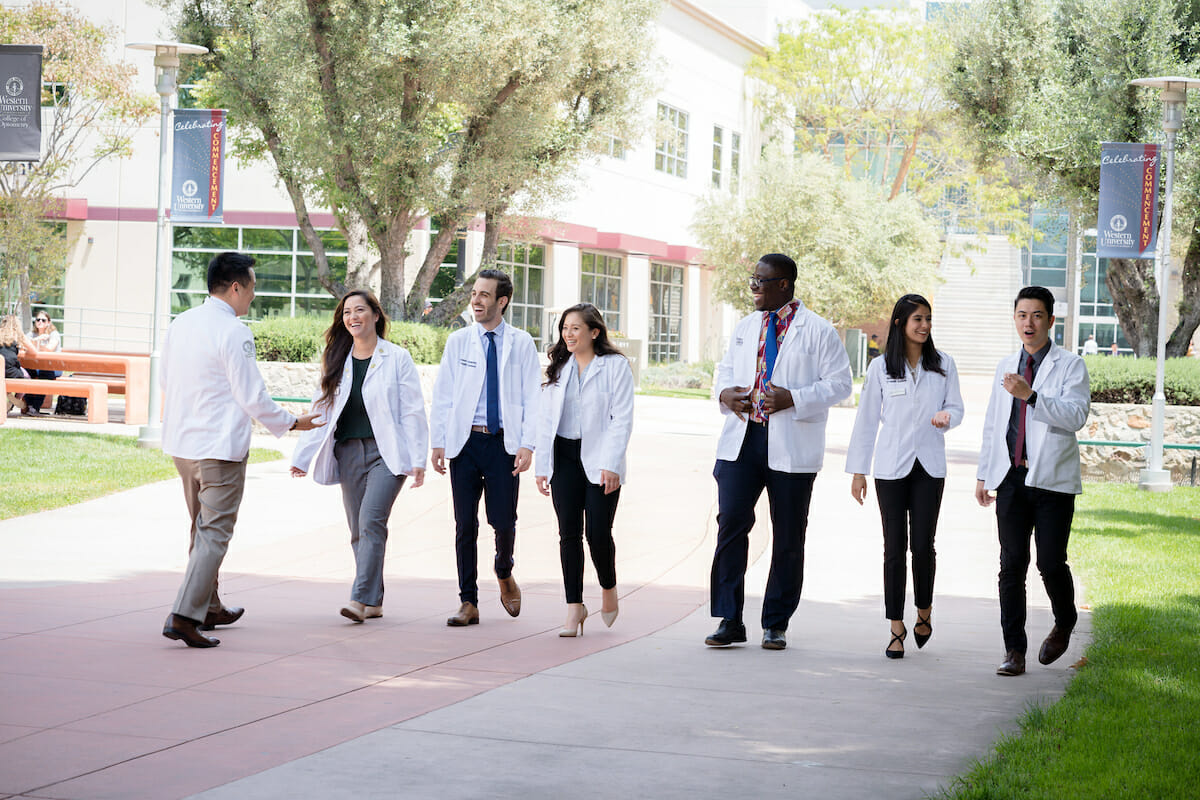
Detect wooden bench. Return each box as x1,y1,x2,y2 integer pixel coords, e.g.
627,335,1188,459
19,351,151,425
3,377,109,424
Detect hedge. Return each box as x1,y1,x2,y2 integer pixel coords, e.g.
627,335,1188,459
251,315,452,365
1085,355,1200,406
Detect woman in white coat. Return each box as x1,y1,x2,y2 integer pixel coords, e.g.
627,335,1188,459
535,303,635,637
847,294,964,659
291,290,428,622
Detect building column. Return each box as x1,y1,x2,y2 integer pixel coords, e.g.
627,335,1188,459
547,241,582,345
626,254,650,364
685,264,702,362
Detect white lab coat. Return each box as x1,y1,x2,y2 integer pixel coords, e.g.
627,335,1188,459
291,339,429,484
429,322,541,458
977,343,1090,495
161,296,295,461
715,302,853,473
846,351,965,480
534,353,635,484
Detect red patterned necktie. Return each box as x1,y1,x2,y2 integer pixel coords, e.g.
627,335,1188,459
1013,358,1034,466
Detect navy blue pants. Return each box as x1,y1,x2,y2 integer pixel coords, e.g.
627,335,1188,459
449,430,518,605
710,422,816,631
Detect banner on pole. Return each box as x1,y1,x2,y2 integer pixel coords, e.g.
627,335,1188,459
1097,142,1159,259
0,44,44,161
171,108,226,223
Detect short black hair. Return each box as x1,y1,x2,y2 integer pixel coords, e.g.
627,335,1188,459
208,251,256,294
758,253,798,283
1014,285,1055,317
477,268,514,312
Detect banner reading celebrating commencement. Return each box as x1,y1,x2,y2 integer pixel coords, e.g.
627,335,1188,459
1097,142,1160,259
171,108,226,223
0,44,44,161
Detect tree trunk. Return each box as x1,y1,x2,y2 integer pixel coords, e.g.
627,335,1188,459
1105,257,1158,357
404,222,462,320
376,223,413,321
427,209,504,327
1167,219,1200,357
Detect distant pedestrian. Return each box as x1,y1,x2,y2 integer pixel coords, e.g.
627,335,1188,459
290,289,428,623
976,286,1090,677
1,314,37,414
847,294,964,659
22,311,60,415
867,334,881,361
535,303,634,637
1109,342,1120,356
706,253,852,651
160,252,322,648
1081,335,1098,356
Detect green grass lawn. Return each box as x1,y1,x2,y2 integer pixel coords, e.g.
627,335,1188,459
939,483,1200,800
0,429,283,520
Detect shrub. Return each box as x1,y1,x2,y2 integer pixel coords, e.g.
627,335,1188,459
250,315,451,365
1085,355,1200,406
641,360,715,390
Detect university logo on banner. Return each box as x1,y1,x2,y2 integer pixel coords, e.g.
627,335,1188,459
0,44,44,161
1097,142,1160,259
171,108,226,223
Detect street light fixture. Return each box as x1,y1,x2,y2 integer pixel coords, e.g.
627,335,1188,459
1128,76,1200,492
125,41,208,447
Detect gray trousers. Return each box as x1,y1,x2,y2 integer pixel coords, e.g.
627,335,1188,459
172,457,247,622
335,437,405,607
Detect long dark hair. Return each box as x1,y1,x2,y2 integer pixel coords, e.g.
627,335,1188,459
318,290,388,409
883,294,945,380
544,303,624,385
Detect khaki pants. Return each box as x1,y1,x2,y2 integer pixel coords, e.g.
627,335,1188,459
171,457,247,622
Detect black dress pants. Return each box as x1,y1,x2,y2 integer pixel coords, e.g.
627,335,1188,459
874,459,944,620
995,466,1078,653
550,436,619,604
449,430,518,605
710,421,816,631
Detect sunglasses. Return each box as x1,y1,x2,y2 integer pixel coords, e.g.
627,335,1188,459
35,318,49,323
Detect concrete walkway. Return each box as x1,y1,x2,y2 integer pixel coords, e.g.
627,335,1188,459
0,377,1086,799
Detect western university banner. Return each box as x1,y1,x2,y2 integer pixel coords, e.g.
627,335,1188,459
1097,142,1159,259
0,44,43,161
171,109,226,223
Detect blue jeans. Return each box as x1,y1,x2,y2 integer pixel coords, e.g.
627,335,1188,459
335,438,405,607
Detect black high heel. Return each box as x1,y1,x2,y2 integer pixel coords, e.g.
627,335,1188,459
886,624,907,659
914,612,932,649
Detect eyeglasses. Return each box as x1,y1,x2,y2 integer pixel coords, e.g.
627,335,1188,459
748,276,785,289
35,318,49,324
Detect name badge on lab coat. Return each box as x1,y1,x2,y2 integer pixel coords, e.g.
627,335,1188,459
888,380,907,397
460,358,477,368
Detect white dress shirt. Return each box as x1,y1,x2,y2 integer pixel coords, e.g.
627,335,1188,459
430,321,541,458
471,320,507,428
291,338,429,484
161,296,295,461
977,343,1090,495
535,353,635,484
846,350,965,480
714,301,852,473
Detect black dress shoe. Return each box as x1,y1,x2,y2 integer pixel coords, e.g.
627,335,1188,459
761,629,787,650
200,606,245,631
1038,625,1073,665
996,650,1025,676
163,613,220,648
914,612,932,649
704,619,747,646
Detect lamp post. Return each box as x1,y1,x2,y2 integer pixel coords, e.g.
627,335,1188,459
125,42,208,447
1129,76,1200,492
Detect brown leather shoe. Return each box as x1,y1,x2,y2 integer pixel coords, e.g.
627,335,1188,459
498,576,521,617
1038,625,1073,665
447,601,480,626
200,606,244,630
996,650,1025,676
163,613,220,648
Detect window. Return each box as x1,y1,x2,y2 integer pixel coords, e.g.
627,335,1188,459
730,131,741,193
496,243,545,349
580,252,623,333
171,225,347,319
1024,209,1068,290
711,125,724,189
655,102,688,178
649,262,684,362
608,136,626,160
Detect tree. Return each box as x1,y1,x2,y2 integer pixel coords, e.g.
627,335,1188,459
163,0,658,322
0,2,154,324
693,154,944,329
940,0,1200,357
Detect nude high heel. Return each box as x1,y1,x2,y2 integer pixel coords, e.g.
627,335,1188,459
559,603,588,637
601,587,619,628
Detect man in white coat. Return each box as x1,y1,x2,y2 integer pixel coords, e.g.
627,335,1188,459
430,269,541,626
976,286,1090,677
707,253,852,651
161,252,321,648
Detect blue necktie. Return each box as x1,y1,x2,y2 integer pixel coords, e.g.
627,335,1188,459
764,311,778,384
485,331,500,434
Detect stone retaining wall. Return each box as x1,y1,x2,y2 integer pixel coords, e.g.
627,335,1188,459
1081,402,1200,485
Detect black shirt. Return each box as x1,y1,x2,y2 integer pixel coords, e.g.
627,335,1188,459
334,357,375,442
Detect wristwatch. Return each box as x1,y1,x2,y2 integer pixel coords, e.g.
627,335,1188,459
1027,391,1038,406
289,418,298,431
